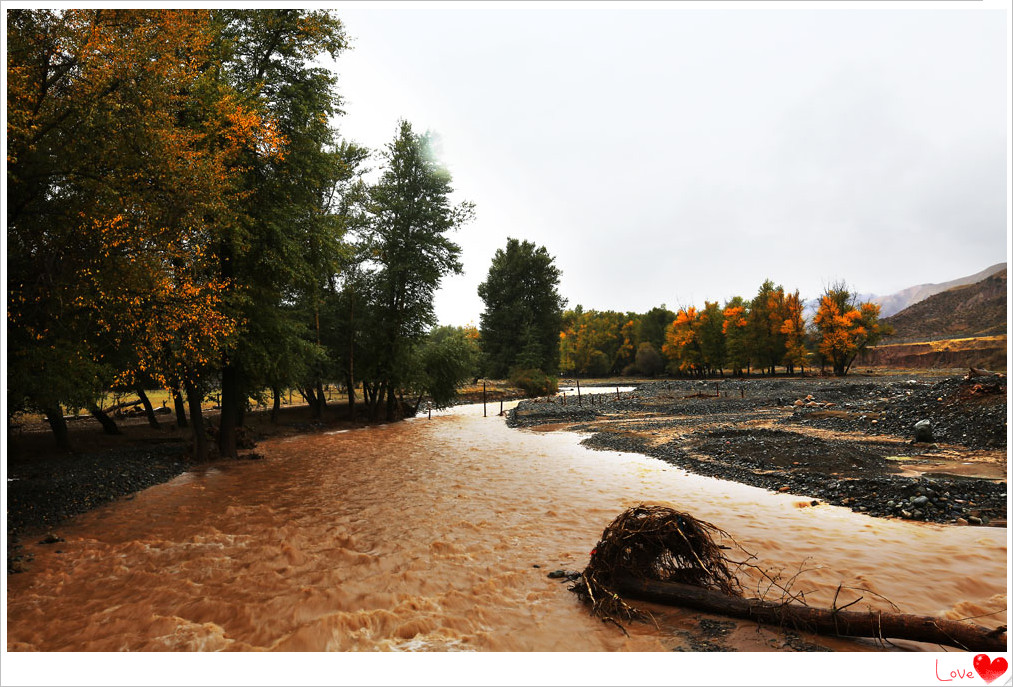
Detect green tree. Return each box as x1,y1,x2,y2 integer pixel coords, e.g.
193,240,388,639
747,279,788,375
698,301,727,375
359,120,472,419
408,326,482,410
478,238,566,378
638,306,676,353
722,297,750,376
210,9,354,457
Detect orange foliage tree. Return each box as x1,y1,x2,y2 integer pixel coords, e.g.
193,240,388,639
662,307,703,375
780,289,808,374
813,284,891,376
7,10,310,455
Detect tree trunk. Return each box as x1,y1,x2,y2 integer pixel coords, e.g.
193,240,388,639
316,378,327,417
301,386,322,419
218,361,239,459
345,373,356,420
385,386,397,421
183,377,208,462
614,576,1007,652
172,388,188,428
136,388,160,429
87,402,122,435
271,385,281,424
43,405,71,451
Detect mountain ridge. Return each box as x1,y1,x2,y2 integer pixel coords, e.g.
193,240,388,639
872,262,1007,318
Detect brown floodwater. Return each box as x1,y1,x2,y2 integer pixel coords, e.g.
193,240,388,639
5,402,1008,652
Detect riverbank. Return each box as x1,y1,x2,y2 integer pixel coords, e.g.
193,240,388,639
509,372,1007,527
5,403,375,572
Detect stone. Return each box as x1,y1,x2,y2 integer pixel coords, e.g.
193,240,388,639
913,419,933,443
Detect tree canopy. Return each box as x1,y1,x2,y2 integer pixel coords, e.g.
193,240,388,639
478,238,566,378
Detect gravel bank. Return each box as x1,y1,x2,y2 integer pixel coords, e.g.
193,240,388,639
7,443,189,573
508,375,1007,526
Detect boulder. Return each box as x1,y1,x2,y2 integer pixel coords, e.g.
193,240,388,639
913,419,933,443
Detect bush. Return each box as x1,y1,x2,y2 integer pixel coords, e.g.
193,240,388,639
509,367,559,397
635,342,665,377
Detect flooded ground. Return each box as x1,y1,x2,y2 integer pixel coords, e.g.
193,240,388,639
6,399,1006,659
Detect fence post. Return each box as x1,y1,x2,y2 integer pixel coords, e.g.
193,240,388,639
577,379,582,407
483,380,487,417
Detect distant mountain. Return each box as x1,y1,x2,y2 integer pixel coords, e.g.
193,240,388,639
872,262,1007,318
881,268,1007,343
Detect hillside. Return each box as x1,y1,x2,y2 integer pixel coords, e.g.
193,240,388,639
873,262,1007,318
881,268,1007,343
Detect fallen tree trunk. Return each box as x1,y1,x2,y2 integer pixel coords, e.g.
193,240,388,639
615,575,1007,652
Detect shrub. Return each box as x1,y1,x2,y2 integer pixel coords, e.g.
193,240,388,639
509,367,559,397
635,342,665,377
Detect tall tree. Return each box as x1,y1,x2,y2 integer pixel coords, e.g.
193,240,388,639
478,238,566,378
780,290,808,375
722,297,750,376
210,10,353,455
697,301,727,376
747,279,788,375
358,120,472,419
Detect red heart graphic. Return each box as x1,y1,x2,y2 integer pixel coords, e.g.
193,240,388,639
973,654,1009,684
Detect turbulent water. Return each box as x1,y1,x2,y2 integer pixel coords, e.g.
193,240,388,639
5,402,1007,653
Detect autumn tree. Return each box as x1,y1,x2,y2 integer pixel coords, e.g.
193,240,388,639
558,309,635,376
7,10,244,452
813,283,891,376
478,238,566,378
662,307,703,375
780,289,808,375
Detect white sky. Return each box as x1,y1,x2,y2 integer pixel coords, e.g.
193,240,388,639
330,1,1009,327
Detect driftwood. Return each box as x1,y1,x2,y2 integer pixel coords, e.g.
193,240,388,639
572,505,1008,651
615,575,1007,652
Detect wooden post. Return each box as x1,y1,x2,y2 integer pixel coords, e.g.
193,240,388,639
562,392,566,406
428,403,432,420
577,379,582,407
500,398,504,416
715,382,719,397
616,386,620,401
483,380,487,417
741,389,745,399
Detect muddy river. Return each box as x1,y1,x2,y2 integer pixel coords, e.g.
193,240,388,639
6,401,1007,659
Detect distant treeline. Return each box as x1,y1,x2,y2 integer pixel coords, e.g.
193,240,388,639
558,280,892,379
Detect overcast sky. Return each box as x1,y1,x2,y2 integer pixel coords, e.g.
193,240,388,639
328,2,1009,327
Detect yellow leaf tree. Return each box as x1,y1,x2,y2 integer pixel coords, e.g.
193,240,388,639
813,284,891,376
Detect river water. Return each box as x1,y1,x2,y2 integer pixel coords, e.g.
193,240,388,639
5,401,1007,654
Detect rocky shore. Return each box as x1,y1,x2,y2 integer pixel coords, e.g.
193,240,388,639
509,373,1007,527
